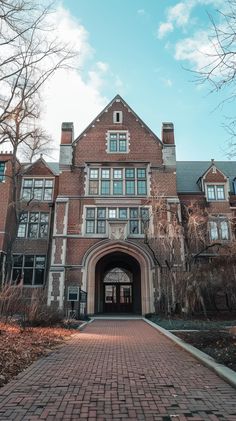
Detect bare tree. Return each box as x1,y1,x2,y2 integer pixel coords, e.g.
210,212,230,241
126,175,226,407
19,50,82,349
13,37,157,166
0,0,77,281
195,0,236,145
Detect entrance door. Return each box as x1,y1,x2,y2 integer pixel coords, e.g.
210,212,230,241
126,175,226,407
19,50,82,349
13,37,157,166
103,267,133,313
104,283,132,313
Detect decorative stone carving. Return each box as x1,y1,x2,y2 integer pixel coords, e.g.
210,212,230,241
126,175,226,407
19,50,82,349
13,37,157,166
109,222,127,240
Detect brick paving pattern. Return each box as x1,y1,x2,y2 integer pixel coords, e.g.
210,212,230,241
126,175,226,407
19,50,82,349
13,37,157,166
0,320,235,420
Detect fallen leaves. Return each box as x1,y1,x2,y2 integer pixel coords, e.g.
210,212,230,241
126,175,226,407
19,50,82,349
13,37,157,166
0,322,75,387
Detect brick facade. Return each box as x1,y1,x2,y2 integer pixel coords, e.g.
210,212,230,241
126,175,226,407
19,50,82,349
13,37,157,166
0,95,236,315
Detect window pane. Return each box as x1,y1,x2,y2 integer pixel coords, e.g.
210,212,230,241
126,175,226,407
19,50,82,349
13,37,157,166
44,188,53,200
137,168,146,178
90,169,99,179
210,221,218,240
216,186,225,200
97,220,106,234
19,212,28,223
113,181,123,195
86,220,95,233
89,180,99,195
35,256,46,267
137,181,147,195
119,133,126,140
97,208,106,218
28,224,38,238
34,188,42,200
23,179,33,187
24,269,33,285
0,163,5,181
12,269,23,285
141,208,149,220
45,180,53,187
125,168,135,178
22,188,32,200
39,223,48,238
110,133,117,140
113,169,122,179
126,180,135,195
29,212,39,222
207,186,215,200
130,220,139,234
109,139,117,152
40,213,49,223
86,208,95,218
34,179,43,187
24,255,34,267
17,224,26,238
34,269,44,285
119,139,126,152
101,180,110,195
108,209,117,218
101,169,110,179
220,221,229,239
130,208,138,218
119,208,127,219
13,255,23,267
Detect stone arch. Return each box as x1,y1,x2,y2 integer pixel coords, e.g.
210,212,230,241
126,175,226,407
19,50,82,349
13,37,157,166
82,240,155,315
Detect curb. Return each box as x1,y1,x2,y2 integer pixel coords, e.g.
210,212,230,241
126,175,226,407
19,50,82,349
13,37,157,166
144,318,236,389
77,318,94,331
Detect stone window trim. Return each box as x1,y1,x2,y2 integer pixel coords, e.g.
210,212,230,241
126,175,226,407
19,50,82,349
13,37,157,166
11,254,46,286
83,205,150,237
105,130,130,154
205,183,227,201
209,217,230,241
21,177,54,202
87,166,148,196
0,162,6,182
113,111,123,124
17,211,50,239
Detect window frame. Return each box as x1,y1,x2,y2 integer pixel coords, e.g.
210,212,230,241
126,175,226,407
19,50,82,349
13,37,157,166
11,254,46,286
209,218,230,241
21,178,54,202
206,184,226,201
17,211,49,239
106,130,129,154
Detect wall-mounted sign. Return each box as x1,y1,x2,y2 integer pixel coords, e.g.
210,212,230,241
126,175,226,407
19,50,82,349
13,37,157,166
68,286,79,301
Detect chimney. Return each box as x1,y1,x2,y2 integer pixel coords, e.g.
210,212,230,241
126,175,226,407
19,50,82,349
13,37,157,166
59,122,74,167
162,122,176,167
162,122,174,145
61,122,74,145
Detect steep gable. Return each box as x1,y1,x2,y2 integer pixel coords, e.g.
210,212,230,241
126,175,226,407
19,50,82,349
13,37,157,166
22,157,57,177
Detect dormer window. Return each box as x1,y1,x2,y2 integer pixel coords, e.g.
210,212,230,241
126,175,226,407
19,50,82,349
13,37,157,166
113,111,123,124
206,185,225,201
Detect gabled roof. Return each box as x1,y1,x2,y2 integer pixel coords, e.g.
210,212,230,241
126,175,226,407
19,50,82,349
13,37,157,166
22,156,59,176
73,94,162,145
176,161,236,193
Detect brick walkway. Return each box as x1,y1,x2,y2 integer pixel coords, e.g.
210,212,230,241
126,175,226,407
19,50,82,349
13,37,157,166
0,320,235,421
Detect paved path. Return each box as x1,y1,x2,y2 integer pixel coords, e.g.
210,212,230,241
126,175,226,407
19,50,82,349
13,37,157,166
0,320,235,421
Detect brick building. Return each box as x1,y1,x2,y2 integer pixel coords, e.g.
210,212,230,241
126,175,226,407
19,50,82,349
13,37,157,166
0,95,236,316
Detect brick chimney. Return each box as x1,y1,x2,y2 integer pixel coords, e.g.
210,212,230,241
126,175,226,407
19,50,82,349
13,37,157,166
162,122,174,145
59,122,74,167
162,122,176,167
61,122,74,144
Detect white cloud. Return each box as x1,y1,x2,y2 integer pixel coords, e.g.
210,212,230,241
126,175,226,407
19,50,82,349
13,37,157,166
137,9,146,16
40,6,121,160
163,78,173,87
174,30,216,71
157,22,174,39
157,0,224,39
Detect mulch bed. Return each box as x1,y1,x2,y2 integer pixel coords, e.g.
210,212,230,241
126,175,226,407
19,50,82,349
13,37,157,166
0,322,76,387
174,330,236,372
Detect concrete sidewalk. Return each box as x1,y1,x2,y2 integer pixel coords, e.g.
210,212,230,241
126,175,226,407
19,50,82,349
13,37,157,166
0,320,235,420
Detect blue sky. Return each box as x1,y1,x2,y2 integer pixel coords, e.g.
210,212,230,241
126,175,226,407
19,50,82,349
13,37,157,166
42,0,233,161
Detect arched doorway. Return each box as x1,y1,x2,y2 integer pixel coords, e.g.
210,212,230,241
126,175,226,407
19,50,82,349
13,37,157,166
82,240,155,315
95,251,141,314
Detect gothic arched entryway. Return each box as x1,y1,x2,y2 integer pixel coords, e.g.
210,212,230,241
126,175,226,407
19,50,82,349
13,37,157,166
95,252,141,314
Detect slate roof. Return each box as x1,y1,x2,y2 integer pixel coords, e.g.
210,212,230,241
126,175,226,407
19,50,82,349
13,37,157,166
176,161,236,193
47,162,60,175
